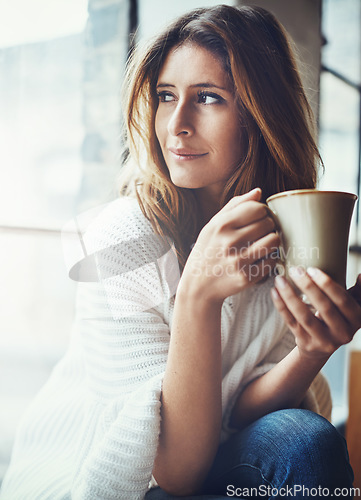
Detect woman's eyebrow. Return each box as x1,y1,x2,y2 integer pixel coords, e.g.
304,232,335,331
191,82,228,90
156,82,228,90
156,83,175,88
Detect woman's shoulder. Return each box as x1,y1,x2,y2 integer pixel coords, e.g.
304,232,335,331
79,195,161,255
65,196,173,283
86,196,154,243
90,196,172,268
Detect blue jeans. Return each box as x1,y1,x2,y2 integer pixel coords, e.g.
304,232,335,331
145,409,354,499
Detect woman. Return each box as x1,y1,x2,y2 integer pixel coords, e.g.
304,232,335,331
1,5,360,500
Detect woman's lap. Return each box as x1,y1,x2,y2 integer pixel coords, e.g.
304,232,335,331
145,409,354,499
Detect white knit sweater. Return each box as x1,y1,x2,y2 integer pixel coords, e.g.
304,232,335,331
0,197,331,500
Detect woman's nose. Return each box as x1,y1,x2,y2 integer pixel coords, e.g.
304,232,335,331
167,102,195,137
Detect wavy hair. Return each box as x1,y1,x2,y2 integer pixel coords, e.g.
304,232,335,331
120,5,322,269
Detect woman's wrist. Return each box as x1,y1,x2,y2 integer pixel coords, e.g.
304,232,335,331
175,283,224,320
176,270,224,311
294,344,331,366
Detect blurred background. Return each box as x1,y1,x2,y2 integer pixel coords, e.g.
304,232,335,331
0,0,360,485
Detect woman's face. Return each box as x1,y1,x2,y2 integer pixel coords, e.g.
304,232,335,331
155,43,243,200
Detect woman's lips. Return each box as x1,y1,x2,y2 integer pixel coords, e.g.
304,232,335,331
168,148,208,161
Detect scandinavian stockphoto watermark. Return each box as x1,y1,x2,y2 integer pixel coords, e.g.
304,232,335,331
61,201,320,316
226,484,361,497
188,243,320,280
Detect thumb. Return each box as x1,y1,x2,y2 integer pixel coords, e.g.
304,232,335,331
240,187,262,202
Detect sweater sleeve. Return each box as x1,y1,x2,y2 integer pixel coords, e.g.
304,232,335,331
69,200,178,499
0,199,178,500
70,286,170,500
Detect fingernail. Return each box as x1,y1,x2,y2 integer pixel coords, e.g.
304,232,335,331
289,266,305,279
307,267,319,279
275,275,287,289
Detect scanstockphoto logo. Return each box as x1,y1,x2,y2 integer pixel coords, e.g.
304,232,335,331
226,484,361,497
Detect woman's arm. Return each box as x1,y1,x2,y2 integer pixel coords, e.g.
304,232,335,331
152,188,280,495
230,345,327,430
152,290,223,496
230,267,361,430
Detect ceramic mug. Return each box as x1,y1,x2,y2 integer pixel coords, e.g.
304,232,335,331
266,189,357,288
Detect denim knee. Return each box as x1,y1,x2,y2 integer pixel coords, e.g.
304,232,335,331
200,409,354,498
254,409,354,488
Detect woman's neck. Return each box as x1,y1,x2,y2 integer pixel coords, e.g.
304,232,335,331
196,186,222,228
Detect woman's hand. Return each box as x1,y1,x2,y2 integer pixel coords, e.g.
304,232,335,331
179,188,280,305
271,267,361,360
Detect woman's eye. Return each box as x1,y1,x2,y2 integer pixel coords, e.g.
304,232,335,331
197,91,223,105
157,91,175,103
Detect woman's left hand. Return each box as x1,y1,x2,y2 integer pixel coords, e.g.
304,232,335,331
271,267,361,360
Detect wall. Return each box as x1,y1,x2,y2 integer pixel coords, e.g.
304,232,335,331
239,0,322,124
138,0,235,40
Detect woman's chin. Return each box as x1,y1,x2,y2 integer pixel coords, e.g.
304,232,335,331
169,176,201,190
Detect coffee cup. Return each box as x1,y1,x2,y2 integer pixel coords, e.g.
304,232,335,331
266,189,357,288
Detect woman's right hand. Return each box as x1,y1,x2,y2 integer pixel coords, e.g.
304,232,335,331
179,187,280,305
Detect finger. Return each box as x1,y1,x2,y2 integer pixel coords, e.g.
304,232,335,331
229,200,269,229
288,266,351,339
274,274,328,342
305,267,361,331
224,188,262,211
275,273,354,352
240,253,279,284
270,287,312,344
216,200,268,233
238,231,280,265
233,215,277,249
271,286,300,328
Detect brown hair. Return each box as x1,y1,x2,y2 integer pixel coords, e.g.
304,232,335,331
121,5,321,269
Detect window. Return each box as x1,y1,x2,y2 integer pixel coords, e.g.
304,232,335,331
0,0,236,481
0,0,129,481
319,0,361,427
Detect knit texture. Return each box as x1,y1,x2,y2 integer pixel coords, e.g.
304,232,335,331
0,197,331,500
